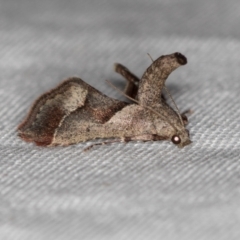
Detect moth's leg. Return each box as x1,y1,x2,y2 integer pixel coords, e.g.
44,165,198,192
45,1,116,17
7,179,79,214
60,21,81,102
84,139,123,151
114,63,139,99
124,134,167,142
181,109,193,126
84,134,168,151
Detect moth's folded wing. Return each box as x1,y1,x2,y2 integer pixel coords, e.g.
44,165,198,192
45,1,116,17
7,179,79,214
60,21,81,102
18,77,128,146
49,80,129,146
18,78,88,146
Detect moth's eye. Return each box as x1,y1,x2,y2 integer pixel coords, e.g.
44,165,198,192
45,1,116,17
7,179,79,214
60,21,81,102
171,135,181,144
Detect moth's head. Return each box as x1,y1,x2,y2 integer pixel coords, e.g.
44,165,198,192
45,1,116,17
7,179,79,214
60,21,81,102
154,52,187,78
171,128,192,148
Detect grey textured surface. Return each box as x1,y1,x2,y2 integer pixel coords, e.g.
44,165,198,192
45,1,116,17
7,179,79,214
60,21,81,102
1,0,240,239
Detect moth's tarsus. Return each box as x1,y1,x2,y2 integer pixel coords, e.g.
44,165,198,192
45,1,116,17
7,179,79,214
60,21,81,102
181,114,188,126
181,109,193,126
84,139,122,151
18,52,192,149
181,109,194,115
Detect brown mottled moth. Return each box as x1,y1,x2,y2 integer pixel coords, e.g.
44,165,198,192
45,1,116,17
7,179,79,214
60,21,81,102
18,52,191,149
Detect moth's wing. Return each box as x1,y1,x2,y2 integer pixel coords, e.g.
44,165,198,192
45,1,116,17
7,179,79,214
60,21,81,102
106,105,158,136
18,77,127,146
82,81,128,124
52,104,153,146
114,63,139,99
18,78,88,145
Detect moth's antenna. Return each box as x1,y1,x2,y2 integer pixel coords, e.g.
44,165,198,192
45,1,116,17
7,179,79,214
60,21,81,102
106,80,142,105
147,53,154,63
106,80,178,131
163,86,184,126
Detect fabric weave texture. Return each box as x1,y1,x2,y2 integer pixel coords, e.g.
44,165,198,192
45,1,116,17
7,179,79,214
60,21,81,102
0,0,240,239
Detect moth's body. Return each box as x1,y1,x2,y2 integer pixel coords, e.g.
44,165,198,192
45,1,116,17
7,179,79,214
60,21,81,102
52,103,174,145
52,95,189,146
18,52,191,149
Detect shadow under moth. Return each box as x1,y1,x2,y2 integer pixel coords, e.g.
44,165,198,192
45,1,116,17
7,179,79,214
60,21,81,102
18,52,192,150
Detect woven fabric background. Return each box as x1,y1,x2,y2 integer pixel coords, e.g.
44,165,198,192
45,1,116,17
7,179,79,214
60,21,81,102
1,0,240,239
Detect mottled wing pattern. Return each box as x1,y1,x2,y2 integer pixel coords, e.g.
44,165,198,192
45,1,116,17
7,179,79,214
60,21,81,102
18,78,127,146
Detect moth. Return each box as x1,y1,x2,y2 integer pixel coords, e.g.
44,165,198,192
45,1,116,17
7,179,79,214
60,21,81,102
18,52,192,149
